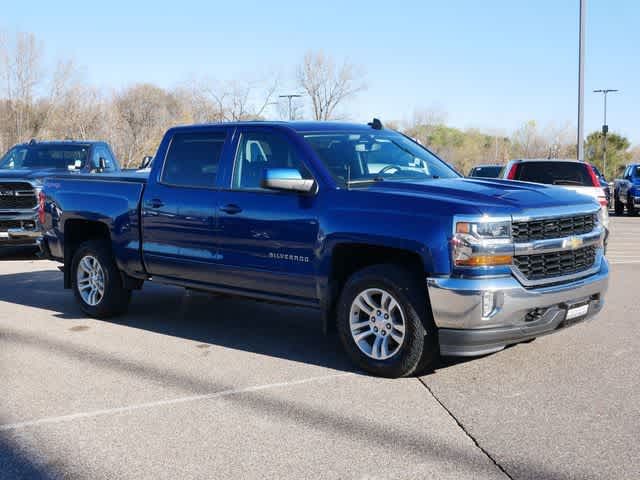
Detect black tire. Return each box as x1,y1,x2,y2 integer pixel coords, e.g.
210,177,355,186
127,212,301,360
71,240,131,318
628,194,638,216
336,264,437,378
614,193,624,215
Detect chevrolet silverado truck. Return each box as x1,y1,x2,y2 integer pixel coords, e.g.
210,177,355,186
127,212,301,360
40,121,609,377
613,163,640,216
0,140,120,248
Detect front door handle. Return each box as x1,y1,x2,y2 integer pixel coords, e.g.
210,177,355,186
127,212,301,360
220,204,242,215
145,198,164,209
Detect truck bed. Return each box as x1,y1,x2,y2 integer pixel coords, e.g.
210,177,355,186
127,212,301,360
42,174,147,276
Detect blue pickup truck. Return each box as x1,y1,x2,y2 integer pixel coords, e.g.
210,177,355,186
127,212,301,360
614,163,640,216
40,121,609,377
0,140,120,248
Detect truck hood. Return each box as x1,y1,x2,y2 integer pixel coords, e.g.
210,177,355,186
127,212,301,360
362,177,599,216
0,168,74,182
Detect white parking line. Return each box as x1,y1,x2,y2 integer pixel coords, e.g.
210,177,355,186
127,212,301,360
0,372,352,432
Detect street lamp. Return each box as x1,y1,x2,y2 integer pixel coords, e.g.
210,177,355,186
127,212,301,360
577,0,586,161
593,88,619,177
279,94,302,121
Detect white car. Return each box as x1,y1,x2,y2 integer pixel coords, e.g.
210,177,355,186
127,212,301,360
502,159,609,228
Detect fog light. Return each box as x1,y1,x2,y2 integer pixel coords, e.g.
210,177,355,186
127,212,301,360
482,291,496,318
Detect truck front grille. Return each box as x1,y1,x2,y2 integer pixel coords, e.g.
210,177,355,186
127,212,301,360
0,182,37,210
514,246,596,281
512,214,596,242
0,220,21,231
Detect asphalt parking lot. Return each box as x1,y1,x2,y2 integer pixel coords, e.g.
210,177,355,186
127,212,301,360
0,215,638,480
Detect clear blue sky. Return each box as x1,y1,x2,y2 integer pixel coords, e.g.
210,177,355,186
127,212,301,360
4,0,638,145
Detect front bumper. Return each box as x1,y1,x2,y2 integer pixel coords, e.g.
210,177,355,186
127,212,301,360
427,259,609,356
0,214,41,246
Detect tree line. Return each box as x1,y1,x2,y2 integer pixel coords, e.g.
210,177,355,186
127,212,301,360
1,30,637,175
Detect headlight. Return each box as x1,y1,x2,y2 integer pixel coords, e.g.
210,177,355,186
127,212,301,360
456,220,511,239
452,219,513,267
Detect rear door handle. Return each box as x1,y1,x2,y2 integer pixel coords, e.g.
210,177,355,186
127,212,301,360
220,204,242,215
145,198,164,209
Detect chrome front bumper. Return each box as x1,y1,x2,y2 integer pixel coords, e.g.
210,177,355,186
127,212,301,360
427,259,609,356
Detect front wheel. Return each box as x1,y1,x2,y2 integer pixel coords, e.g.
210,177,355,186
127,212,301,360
71,240,131,318
614,193,624,215
337,264,437,378
628,194,638,216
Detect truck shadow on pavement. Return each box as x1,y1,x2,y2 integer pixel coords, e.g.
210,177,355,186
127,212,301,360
0,268,354,373
0,267,487,375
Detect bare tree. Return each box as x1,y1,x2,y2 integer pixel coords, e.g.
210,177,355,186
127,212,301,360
511,120,547,158
297,51,365,120
183,75,279,123
0,31,44,145
113,84,181,167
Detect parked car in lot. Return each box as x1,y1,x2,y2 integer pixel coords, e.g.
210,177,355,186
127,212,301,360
590,164,611,207
613,163,640,216
468,164,503,178
0,140,120,248
40,121,609,377
502,159,609,229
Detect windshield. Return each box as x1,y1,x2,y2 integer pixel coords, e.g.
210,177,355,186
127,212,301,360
303,131,459,186
0,145,90,171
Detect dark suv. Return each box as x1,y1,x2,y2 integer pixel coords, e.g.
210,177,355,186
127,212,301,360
0,140,120,248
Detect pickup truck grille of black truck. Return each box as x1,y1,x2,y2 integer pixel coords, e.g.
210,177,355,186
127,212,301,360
512,214,596,242
0,220,22,231
0,182,37,210
514,246,596,281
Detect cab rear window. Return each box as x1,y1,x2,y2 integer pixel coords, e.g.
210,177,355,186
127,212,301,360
513,162,593,187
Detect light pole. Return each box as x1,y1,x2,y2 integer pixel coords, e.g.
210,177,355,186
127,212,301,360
577,0,586,161
279,94,302,120
593,89,619,177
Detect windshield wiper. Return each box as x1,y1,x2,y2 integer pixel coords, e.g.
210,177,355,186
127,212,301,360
347,177,385,186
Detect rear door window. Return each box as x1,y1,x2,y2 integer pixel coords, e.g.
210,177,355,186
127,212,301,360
514,162,593,187
161,132,227,188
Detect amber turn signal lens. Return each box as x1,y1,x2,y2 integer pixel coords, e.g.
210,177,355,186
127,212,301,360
455,255,513,267
456,222,471,234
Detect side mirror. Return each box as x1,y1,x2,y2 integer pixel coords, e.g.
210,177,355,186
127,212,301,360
98,157,107,172
261,168,316,194
140,156,152,169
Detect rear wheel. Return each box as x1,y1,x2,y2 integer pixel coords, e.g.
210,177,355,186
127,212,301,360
71,240,131,318
337,264,437,378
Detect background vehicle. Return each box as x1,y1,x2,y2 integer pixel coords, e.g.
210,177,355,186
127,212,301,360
613,163,640,216
41,122,608,377
468,164,503,178
0,140,120,248
590,164,611,207
502,159,609,228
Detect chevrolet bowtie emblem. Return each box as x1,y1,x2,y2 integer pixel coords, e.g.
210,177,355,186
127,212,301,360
563,236,584,250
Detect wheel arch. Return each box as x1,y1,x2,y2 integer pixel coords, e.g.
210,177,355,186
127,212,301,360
63,219,111,288
321,242,430,334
